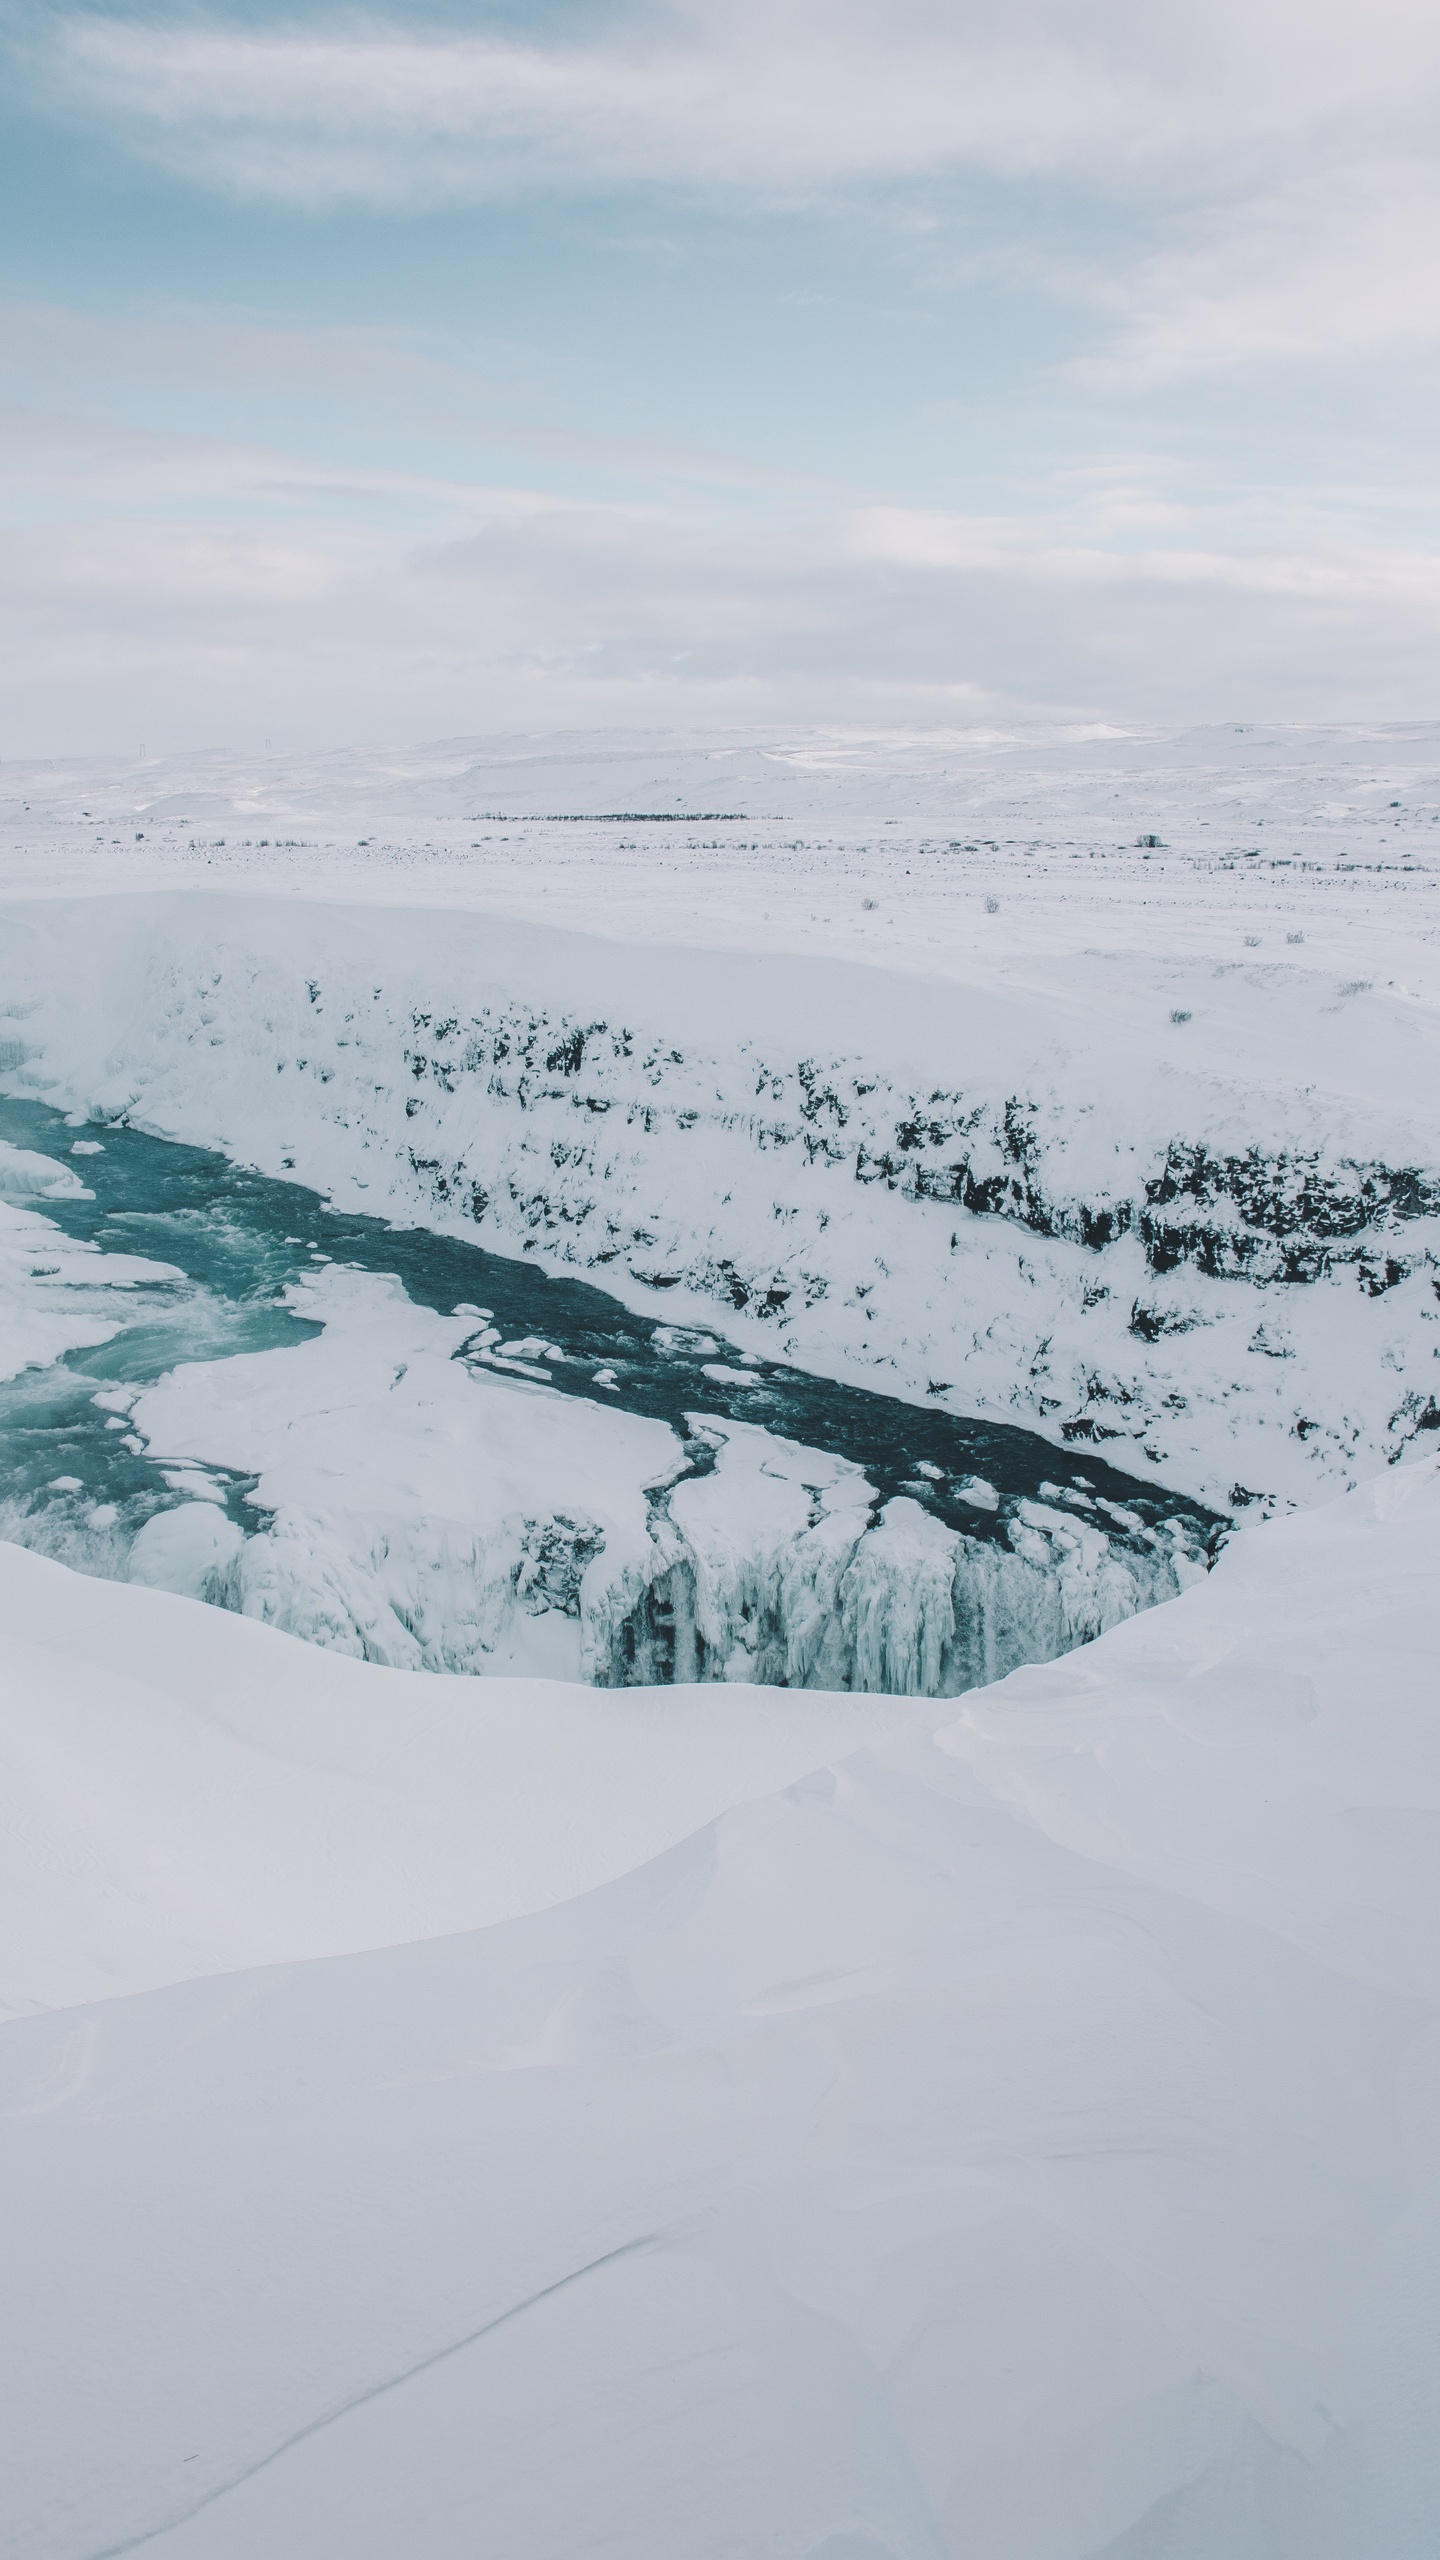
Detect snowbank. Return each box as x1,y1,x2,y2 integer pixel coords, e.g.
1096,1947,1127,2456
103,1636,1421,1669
0,1540,931,2018
3,1456,1437,2554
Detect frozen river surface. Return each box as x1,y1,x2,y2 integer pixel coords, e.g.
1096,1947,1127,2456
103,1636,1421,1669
0,1097,1216,1692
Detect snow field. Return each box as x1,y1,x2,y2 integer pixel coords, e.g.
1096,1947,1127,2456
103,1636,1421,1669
3,1455,1438,2555
6,725,1440,1523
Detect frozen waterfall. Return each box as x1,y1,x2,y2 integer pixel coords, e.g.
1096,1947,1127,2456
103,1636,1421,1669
172,1410,1206,1700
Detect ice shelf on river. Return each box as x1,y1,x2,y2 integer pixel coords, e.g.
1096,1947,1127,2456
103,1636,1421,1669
0,1109,1211,1699
110,1265,1204,1694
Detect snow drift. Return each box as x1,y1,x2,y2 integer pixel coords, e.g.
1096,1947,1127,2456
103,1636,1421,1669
3,1455,1438,2556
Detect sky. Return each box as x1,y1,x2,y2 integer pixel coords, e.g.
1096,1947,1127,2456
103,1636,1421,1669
1,0,1438,753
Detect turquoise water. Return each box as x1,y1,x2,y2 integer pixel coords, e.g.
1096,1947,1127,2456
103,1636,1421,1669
0,1094,1221,1590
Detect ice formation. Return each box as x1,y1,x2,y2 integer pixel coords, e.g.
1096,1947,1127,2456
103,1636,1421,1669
90,1264,1197,1693
2,1111,1209,1697
0,1142,183,1383
602,1423,1196,1696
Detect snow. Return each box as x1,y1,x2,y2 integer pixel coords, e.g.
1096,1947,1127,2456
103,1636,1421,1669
2,725,1439,2546
126,1262,671,1680
3,1454,1438,2554
125,1498,244,1595
0,1139,93,1202
86,1260,1184,1691
4,722,1437,1510
0,1541,934,2020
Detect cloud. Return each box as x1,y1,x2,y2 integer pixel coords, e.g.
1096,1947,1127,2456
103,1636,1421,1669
1090,158,1440,380
0,298,831,512
5,0,1439,752
17,1,1440,393
3,439,1437,753
4,282,1436,754
18,0,1440,210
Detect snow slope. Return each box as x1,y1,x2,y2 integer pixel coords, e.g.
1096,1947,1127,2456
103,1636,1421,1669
3,1455,1438,2557
0,1540,933,2019
5,728,1438,2553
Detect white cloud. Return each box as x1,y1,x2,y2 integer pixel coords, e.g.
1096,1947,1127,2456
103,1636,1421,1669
4,283,1436,753
16,0,1440,395
1091,158,1440,380
3,441,1437,754
6,0,1439,757
20,0,1440,209
19,5,1152,203
0,298,824,510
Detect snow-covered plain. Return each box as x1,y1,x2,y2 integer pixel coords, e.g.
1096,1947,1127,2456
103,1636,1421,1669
4,723,1438,1521
3,1455,1438,2555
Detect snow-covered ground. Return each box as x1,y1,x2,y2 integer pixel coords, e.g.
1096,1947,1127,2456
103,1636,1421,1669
4,1455,1438,2555
4,726,1440,2551
4,723,1437,1517
0,1539,934,2019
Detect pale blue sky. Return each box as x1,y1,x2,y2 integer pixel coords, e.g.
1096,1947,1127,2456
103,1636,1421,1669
2,0,1437,749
